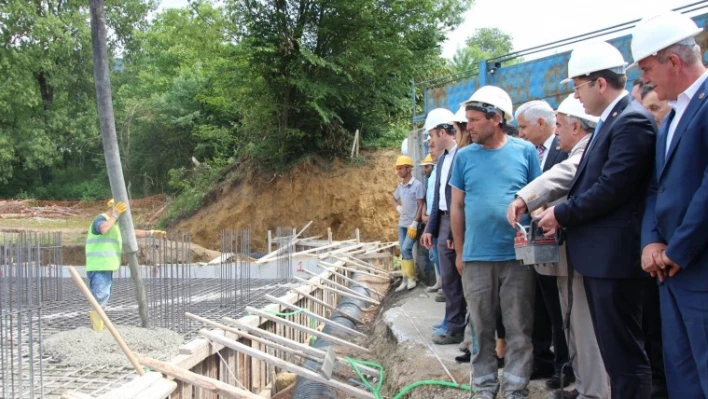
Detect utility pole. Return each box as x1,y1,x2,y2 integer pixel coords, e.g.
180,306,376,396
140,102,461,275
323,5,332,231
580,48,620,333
89,0,149,327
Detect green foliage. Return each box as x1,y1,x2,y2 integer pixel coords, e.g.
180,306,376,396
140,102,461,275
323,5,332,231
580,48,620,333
158,164,221,227
448,27,519,74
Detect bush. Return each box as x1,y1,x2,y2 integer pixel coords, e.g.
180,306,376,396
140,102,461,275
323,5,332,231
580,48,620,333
157,164,221,227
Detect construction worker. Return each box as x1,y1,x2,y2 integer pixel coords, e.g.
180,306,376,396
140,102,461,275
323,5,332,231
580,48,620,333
632,11,708,398
508,94,609,399
392,156,425,292
420,107,467,346
86,198,166,331
450,85,541,399
417,154,436,282
536,40,656,399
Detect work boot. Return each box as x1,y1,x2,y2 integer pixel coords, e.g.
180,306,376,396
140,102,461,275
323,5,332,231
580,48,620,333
89,310,104,332
402,260,417,290
426,268,441,292
432,331,463,345
395,277,408,292
435,291,445,302
505,390,529,399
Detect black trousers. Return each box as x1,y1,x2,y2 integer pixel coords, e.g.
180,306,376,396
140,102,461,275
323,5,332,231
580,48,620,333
532,273,570,374
584,276,652,399
643,279,666,389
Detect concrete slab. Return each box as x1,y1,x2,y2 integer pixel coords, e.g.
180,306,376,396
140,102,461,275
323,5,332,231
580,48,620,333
382,287,572,399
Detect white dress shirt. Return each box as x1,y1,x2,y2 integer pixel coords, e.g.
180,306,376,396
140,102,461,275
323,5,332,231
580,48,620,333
539,133,556,170
666,69,708,157
438,145,457,212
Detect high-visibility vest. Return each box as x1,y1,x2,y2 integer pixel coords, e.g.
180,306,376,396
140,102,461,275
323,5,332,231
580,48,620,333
85,213,122,272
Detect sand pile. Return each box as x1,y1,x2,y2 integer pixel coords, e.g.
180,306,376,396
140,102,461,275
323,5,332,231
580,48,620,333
44,326,183,368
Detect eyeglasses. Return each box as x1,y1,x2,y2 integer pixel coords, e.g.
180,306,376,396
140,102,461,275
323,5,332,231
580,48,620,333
573,79,597,92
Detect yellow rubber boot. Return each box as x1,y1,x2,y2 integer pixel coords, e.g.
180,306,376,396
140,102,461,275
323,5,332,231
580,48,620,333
89,310,104,332
402,259,417,290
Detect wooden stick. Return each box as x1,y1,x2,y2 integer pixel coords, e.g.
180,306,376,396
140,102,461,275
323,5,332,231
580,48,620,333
336,255,388,275
346,255,389,271
246,306,370,353
263,294,366,338
320,262,389,281
137,355,261,399
301,269,381,304
264,239,359,263
315,264,384,298
294,276,378,305
68,266,144,376
258,221,313,263
200,330,375,399
318,243,368,259
290,288,338,314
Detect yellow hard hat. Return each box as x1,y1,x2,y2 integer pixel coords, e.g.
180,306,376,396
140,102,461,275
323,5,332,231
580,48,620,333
395,155,414,168
107,198,115,207
419,154,435,166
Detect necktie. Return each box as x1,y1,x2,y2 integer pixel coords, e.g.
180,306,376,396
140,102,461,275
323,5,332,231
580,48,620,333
586,119,604,153
537,145,545,166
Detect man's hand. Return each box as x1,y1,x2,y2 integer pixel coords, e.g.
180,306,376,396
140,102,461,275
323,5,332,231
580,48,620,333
537,206,560,232
506,198,527,226
641,243,667,280
112,201,127,218
395,205,402,214
421,233,433,249
447,239,454,250
455,253,464,275
660,250,682,278
407,222,418,239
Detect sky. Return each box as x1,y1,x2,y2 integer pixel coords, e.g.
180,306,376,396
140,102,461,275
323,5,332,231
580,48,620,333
158,0,704,59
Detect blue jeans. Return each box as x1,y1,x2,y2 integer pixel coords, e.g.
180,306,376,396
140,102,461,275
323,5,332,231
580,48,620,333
397,227,415,260
87,271,113,308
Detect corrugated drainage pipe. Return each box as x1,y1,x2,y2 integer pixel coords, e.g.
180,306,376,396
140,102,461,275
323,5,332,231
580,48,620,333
291,274,372,399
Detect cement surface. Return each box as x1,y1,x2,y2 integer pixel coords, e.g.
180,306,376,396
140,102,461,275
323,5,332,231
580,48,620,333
44,326,183,368
383,287,573,399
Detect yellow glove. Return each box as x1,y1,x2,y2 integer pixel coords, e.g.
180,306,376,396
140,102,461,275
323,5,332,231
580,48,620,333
407,222,418,240
112,201,127,218
152,230,167,239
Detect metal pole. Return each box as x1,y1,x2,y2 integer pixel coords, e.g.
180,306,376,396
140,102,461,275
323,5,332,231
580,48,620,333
89,0,149,328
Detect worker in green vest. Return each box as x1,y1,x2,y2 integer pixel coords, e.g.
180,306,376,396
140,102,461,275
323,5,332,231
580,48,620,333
86,198,166,331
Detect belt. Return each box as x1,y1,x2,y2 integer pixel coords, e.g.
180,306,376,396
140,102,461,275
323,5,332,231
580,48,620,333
439,210,450,216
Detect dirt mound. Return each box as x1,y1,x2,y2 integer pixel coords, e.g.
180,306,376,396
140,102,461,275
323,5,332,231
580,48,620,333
176,150,401,251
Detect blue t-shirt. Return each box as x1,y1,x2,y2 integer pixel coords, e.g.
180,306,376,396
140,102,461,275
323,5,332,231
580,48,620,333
91,215,108,235
425,165,437,216
449,137,542,261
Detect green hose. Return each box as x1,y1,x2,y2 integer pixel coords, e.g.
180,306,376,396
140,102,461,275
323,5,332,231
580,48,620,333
343,356,472,399
258,308,316,345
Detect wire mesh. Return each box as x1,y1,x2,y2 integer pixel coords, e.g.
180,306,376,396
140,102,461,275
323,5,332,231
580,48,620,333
275,227,293,283
220,229,252,307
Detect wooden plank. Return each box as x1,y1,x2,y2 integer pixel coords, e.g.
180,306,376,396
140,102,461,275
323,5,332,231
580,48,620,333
293,277,377,306
200,330,375,399
257,221,313,263
317,243,367,259
321,262,389,281
334,256,388,275
134,378,177,399
95,372,163,399
246,307,370,353
137,355,260,399
300,270,380,304
263,294,366,338
315,264,384,298
221,317,378,376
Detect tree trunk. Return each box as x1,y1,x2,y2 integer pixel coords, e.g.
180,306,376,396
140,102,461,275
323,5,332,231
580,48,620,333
89,0,149,328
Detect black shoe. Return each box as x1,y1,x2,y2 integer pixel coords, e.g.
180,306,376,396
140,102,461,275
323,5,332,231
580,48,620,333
455,349,471,363
545,372,575,389
530,366,554,380
550,389,579,399
651,381,669,399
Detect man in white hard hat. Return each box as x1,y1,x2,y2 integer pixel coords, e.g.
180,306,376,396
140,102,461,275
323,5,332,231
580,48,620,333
535,40,657,399
509,94,610,399
632,10,708,398
420,108,467,346
449,85,542,399
515,100,572,388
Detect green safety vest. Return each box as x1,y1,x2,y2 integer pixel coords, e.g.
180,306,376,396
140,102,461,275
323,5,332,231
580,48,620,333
85,213,122,272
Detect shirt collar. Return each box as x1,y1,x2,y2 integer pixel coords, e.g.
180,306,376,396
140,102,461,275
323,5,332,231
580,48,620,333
445,144,458,155
400,177,415,187
599,90,629,122
668,69,708,109
541,133,555,151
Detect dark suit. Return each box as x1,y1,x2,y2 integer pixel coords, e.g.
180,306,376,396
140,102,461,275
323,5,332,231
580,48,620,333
641,77,708,397
425,146,465,334
554,95,656,399
532,137,571,377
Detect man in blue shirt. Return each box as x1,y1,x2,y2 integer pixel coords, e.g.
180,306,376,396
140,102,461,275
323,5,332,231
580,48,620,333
450,86,541,399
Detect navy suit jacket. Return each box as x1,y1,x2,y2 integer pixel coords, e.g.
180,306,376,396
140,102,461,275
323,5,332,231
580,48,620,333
554,95,657,279
641,78,708,289
544,136,568,172
425,147,454,241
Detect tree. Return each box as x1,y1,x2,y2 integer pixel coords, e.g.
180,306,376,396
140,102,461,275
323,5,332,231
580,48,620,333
448,27,516,74
227,0,473,172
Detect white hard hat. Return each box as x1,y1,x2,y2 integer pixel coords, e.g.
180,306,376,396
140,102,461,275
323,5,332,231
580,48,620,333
423,108,456,132
401,138,409,156
556,94,599,124
561,41,627,84
629,11,702,68
453,106,467,123
461,85,514,123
